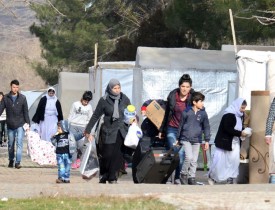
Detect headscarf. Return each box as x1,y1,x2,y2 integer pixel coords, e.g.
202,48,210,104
46,87,57,100
224,98,245,131
45,87,58,115
103,79,121,121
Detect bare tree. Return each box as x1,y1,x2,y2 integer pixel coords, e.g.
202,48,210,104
235,10,275,25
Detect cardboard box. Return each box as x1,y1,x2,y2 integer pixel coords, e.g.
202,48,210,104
146,100,165,129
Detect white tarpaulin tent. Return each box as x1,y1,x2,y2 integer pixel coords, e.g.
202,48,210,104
89,47,237,143
236,50,275,108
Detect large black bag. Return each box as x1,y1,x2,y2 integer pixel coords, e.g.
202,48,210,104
134,146,179,184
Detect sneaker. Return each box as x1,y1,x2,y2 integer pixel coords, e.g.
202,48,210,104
8,161,14,168
226,177,234,184
208,175,215,185
188,177,196,185
174,179,181,185
71,162,78,169
180,173,188,185
76,159,81,168
15,163,22,169
63,180,70,183
56,178,63,183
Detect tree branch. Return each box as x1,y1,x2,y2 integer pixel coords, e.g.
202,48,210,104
0,0,17,18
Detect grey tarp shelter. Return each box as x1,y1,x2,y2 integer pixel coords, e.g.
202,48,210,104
58,72,90,118
89,47,237,143
132,47,237,143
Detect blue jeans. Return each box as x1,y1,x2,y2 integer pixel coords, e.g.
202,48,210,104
166,126,184,180
69,125,85,162
8,127,25,164
70,125,85,141
57,153,72,181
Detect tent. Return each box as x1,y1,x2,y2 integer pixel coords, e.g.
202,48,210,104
89,61,135,109
89,47,237,143
236,50,275,108
58,72,90,118
21,90,46,122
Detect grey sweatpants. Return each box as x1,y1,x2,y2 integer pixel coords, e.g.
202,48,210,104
181,141,200,178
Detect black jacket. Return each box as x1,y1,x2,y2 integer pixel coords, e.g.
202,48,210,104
0,92,30,129
32,95,63,123
214,113,242,151
159,88,194,133
85,93,130,144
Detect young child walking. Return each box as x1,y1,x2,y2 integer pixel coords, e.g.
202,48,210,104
51,120,76,183
177,92,211,185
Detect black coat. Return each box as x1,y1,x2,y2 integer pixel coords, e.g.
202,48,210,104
0,92,30,129
85,93,130,144
214,113,242,151
32,96,63,123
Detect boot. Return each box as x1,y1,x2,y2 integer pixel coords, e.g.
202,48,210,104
8,160,14,168
188,177,196,185
15,162,22,169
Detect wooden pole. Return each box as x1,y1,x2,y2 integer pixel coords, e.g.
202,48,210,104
94,43,98,68
93,43,98,93
229,9,237,54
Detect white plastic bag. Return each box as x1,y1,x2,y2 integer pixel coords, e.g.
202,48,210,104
124,122,143,149
79,139,99,180
243,127,252,137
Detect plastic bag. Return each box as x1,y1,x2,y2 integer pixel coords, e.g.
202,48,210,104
124,122,143,149
243,127,252,137
79,139,99,180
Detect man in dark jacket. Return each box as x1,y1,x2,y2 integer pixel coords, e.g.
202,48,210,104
0,80,30,169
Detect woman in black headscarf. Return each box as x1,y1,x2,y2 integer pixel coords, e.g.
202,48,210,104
85,79,130,184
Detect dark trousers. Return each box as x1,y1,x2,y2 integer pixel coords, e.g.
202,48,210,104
0,120,6,144
100,132,124,181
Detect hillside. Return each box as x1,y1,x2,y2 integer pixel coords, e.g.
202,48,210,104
0,0,46,93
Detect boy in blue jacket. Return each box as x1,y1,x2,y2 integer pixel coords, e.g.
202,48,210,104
177,92,210,185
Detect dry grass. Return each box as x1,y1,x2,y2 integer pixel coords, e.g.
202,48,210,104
0,1,47,93
0,37,47,93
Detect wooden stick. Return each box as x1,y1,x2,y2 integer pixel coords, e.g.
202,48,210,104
93,43,98,94
229,9,237,55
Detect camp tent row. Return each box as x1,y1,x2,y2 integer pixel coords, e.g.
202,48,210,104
89,47,237,143
24,46,275,173
27,46,275,144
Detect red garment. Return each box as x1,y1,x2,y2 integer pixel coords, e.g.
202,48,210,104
168,92,188,128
